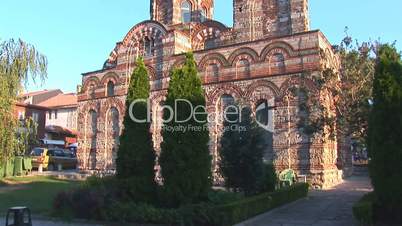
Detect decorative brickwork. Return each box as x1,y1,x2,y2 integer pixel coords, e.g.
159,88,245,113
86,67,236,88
77,0,351,189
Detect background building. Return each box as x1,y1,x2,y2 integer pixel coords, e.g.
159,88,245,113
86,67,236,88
77,0,351,188
19,89,63,105
39,93,78,147
14,103,49,140
40,93,78,130
18,91,79,147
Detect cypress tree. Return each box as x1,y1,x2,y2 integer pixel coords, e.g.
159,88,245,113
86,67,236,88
220,105,267,196
159,53,211,207
116,58,156,202
367,45,402,222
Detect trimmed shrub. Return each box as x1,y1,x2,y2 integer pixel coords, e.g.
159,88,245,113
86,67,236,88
160,53,211,207
213,183,309,226
54,181,308,226
207,190,243,205
116,58,157,203
353,193,374,226
53,176,121,220
367,44,402,223
260,164,278,193
219,105,267,196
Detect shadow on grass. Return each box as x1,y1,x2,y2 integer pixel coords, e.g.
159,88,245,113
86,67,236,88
0,176,81,217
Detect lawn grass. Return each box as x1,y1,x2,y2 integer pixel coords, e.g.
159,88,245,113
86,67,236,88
0,176,81,216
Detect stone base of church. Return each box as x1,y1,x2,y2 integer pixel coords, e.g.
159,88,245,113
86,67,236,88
309,169,344,189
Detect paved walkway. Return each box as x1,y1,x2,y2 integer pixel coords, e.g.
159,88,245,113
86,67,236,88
235,175,373,226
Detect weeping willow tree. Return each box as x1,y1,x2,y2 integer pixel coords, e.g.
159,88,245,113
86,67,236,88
0,39,47,164
15,117,39,156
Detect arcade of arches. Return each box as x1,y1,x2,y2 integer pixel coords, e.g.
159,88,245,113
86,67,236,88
76,0,352,189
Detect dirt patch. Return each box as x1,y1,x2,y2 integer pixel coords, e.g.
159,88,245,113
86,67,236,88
0,178,33,185
0,184,27,194
0,179,31,193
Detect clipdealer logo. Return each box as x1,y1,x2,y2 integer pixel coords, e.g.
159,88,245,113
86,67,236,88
128,99,271,132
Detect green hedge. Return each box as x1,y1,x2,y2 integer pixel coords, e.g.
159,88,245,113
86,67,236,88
54,182,309,226
353,193,374,226
213,183,309,226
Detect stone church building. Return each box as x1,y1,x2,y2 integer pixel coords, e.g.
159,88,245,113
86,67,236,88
77,0,352,189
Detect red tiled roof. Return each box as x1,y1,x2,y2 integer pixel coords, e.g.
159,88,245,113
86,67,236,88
15,102,50,111
19,89,60,98
39,93,78,108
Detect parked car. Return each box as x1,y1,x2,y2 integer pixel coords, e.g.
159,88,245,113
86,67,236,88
30,148,78,171
47,148,78,171
30,147,50,169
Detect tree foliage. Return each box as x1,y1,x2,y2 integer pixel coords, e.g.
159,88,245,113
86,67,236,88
367,44,402,222
159,53,211,207
116,58,157,202
219,105,267,196
297,30,376,142
0,39,47,162
15,117,39,156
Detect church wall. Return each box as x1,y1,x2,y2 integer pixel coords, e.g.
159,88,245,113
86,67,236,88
75,0,354,189
77,28,345,188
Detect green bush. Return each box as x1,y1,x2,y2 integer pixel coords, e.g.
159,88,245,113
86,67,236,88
213,183,309,226
367,45,402,223
219,106,266,196
207,190,243,205
160,53,211,207
53,176,121,220
353,193,374,226
54,182,308,226
259,164,278,193
116,58,157,203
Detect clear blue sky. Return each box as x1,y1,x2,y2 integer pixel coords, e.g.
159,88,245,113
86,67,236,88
1,0,401,93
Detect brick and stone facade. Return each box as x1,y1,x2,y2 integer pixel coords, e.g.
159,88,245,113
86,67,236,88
77,0,352,188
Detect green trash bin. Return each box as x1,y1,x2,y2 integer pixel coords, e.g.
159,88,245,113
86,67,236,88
5,159,15,177
14,157,24,176
23,157,32,174
0,164,4,179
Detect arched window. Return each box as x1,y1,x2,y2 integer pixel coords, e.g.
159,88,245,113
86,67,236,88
143,37,155,57
107,81,115,97
269,53,285,74
88,84,96,99
206,64,219,78
201,7,208,22
89,110,97,144
181,1,192,23
204,39,216,50
256,100,269,126
221,94,235,108
236,59,251,78
110,107,120,143
278,0,291,33
104,107,120,170
88,110,98,170
220,94,235,121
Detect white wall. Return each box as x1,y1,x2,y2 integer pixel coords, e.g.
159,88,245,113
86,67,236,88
46,107,77,130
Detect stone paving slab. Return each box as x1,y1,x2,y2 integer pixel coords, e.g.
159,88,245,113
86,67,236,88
235,175,372,226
